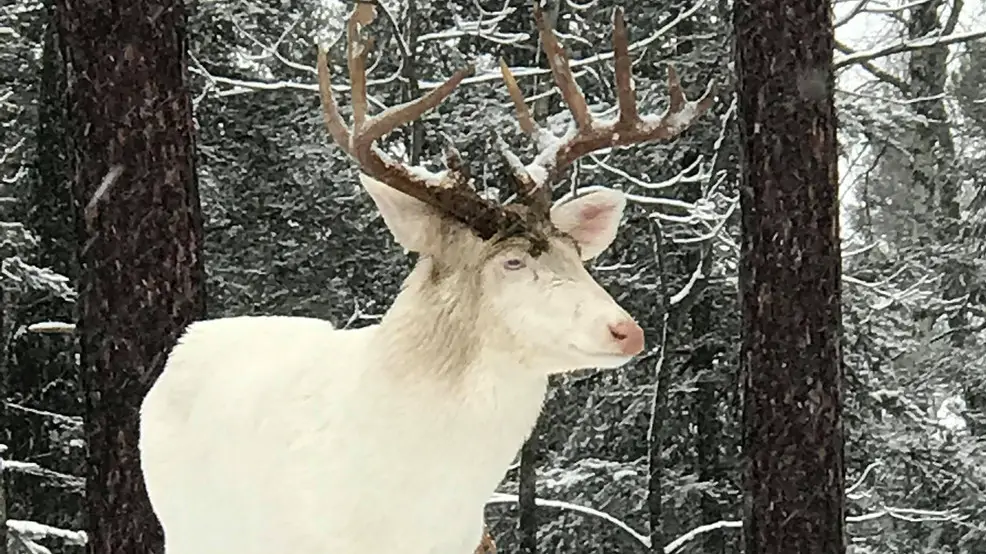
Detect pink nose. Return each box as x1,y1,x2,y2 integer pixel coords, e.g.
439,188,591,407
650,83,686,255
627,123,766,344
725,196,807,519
608,320,644,356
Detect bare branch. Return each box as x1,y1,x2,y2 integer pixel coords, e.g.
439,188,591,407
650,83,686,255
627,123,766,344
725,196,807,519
834,29,986,69
188,0,708,101
835,41,910,93
486,492,650,549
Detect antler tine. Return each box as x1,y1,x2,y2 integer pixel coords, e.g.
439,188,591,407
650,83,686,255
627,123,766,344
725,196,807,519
504,3,714,184
499,58,537,137
612,8,638,125
317,47,353,156
551,6,716,172
493,132,552,216
497,59,552,213
533,4,592,131
347,3,374,135
317,2,521,241
498,58,559,154
343,3,477,156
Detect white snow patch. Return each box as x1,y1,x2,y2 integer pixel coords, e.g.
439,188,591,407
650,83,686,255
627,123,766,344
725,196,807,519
26,321,76,334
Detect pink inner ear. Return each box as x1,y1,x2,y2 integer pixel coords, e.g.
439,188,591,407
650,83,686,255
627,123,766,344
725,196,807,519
576,203,612,238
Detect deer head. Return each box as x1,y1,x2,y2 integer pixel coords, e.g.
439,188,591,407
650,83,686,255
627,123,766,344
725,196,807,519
316,2,714,376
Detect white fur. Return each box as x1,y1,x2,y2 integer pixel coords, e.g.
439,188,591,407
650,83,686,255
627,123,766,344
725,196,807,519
139,176,640,554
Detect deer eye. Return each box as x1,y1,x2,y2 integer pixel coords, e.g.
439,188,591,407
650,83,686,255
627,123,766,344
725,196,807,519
502,258,526,271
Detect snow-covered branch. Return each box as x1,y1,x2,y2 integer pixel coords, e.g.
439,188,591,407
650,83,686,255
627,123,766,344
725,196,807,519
669,261,704,307
26,321,76,334
665,506,964,553
485,492,650,548
846,460,883,499
834,29,986,69
190,0,707,101
1,258,76,302
4,460,84,492
5,403,83,427
6,521,87,547
486,489,966,553
416,0,528,46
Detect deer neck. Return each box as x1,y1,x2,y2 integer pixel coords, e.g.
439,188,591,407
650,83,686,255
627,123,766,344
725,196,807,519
373,258,532,384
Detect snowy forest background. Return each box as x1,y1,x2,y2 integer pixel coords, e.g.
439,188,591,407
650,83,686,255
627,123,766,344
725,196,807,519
1,0,985,552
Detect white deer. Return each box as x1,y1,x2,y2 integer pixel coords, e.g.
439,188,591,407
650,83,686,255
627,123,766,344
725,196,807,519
138,4,713,554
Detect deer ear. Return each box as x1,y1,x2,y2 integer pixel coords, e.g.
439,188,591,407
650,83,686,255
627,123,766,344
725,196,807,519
550,187,626,261
359,174,442,254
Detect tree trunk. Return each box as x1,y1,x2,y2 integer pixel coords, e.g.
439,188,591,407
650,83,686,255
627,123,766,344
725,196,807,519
0,287,8,554
518,431,538,554
3,0,87,537
54,1,207,554
906,0,969,347
734,0,846,552
33,0,76,280
673,15,726,554
907,0,960,230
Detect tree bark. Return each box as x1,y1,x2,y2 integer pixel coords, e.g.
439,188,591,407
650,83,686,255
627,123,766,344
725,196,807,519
33,0,76,280
54,1,207,554
907,0,960,230
673,15,726,554
4,0,87,536
518,431,538,554
0,288,8,554
734,0,846,552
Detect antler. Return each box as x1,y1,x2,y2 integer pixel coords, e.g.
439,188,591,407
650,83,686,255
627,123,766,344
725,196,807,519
317,2,523,240
500,5,715,191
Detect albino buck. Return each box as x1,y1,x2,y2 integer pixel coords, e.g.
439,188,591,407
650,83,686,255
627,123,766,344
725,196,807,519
138,3,713,554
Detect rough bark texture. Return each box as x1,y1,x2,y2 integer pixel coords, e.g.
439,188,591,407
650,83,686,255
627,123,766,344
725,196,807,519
906,0,968,347
54,1,206,554
674,16,725,554
5,1,87,537
907,0,960,230
518,431,538,554
1,289,8,554
734,0,846,552
33,0,76,280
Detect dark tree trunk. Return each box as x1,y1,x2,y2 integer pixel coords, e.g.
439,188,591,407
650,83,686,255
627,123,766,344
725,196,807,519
33,0,76,280
907,0,960,229
673,15,726,554
0,288,8,554
518,431,538,554
906,0,969,347
734,0,846,552
4,0,87,538
691,295,721,544
54,2,207,554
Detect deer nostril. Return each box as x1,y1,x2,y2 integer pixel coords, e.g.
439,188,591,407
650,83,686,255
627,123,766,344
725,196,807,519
608,320,644,356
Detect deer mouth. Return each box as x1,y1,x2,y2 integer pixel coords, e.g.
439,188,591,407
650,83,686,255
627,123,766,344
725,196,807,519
569,345,636,365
